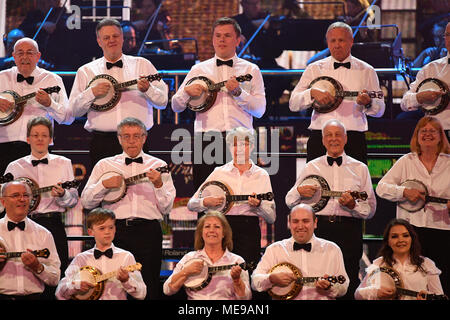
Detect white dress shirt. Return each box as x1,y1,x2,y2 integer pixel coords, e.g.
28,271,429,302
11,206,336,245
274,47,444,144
289,55,385,131
187,160,276,223
0,216,61,295
81,151,176,220
171,54,266,132
376,152,450,230
69,54,168,132
355,256,444,300
163,248,252,300
251,235,349,300
4,153,78,214
285,153,377,219
401,55,450,130
55,243,146,300
0,66,70,143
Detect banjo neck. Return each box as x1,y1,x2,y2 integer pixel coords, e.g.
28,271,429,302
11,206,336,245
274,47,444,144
339,90,383,99
15,92,38,105
31,180,80,196
210,74,253,91
123,166,169,186
396,287,448,300
425,195,448,205
113,74,162,90
93,263,142,284
208,262,249,274
0,248,50,259
226,192,273,202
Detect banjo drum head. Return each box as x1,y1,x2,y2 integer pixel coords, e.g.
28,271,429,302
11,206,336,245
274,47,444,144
368,267,402,300
308,76,342,113
198,181,232,213
101,171,126,204
299,175,329,212
0,91,21,126
183,258,209,290
72,266,104,300
185,77,216,112
268,262,302,300
88,75,120,111
416,78,449,115
398,179,427,212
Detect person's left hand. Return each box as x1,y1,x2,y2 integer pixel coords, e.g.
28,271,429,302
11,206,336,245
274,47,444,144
315,274,332,291
356,90,371,106
35,89,52,107
51,183,66,198
225,77,240,92
117,266,130,283
21,250,41,272
230,265,242,281
338,191,356,209
146,168,163,188
137,76,150,92
248,193,261,207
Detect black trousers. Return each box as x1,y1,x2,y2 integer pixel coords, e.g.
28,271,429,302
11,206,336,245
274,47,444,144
225,215,261,266
415,226,449,295
315,215,363,300
89,131,151,168
192,132,230,191
114,218,162,300
0,141,30,175
0,293,41,300
307,130,368,164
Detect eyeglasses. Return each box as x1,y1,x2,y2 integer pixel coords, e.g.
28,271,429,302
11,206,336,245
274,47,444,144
118,134,146,141
3,193,31,200
419,129,438,135
14,50,38,57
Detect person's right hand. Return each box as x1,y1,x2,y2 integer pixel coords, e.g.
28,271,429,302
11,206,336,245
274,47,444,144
182,260,204,277
185,84,206,97
297,185,319,198
269,272,296,287
311,88,335,107
102,175,123,189
377,286,396,299
203,196,225,208
0,97,14,113
416,90,443,104
403,188,425,203
76,281,95,294
91,82,111,98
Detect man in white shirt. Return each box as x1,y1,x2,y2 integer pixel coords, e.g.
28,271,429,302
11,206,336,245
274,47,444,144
400,21,450,143
187,127,275,267
81,117,176,299
0,180,60,300
68,18,168,167
0,37,70,176
285,119,376,299
171,17,266,190
4,116,78,288
252,203,349,300
289,21,385,164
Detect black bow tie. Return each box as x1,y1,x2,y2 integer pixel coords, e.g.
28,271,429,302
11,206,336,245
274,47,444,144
334,62,351,69
216,59,233,67
17,73,34,84
31,158,48,167
8,221,25,231
125,156,143,165
94,248,113,259
327,156,343,166
293,242,312,252
106,60,123,69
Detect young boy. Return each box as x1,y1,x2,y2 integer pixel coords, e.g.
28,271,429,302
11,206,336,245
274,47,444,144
55,208,146,300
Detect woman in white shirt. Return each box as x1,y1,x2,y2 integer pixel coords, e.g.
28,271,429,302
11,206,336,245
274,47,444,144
163,211,252,300
376,116,450,294
355,218,445,300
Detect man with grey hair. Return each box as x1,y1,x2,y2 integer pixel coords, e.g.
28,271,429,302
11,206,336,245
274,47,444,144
285,119,376,299
188,126,275,267
81,117,175,299
251,203,349,300
0,37,70,177
69,18,168,167
289,21,385,164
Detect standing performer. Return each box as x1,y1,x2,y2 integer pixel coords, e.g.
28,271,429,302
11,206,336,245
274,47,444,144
289,21,385,164
68,18,168,167
171,17,266,190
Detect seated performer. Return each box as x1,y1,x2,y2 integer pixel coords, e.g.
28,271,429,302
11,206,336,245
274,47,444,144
68,18,168,167
355,218,445,300
400,21,450,143
0,180,60,300
56,208,146,300
289,21,385,164
4,116,78,286
171,17,266,190
0,37,70,176
187,127,275,267
285,119,376,299
376,116,450,295
81,117,176,299
251,204,349,300
163,211,251,300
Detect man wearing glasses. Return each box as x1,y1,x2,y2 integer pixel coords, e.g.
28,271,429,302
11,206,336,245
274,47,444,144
81,117,176,300
0,180,61,300
0,37,71,177
401,21,450,143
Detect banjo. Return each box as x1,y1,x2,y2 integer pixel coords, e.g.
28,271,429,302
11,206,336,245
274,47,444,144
100,166,169,204
0,247,50,271
0,172,14,184
367,266,448,300
268,262,346,300
198,180,274,214
398,179,449,212
0,86,61,126
71,263,142,300
87,73,163,112
183,258,254,292
416,78,449,115
298,175,368,213
185,74,252,112
16,177,81,212
308,76,383,113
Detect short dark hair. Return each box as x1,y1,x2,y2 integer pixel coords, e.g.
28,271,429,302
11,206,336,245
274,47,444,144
86,208,116,229
27,116,53,138
96,18,122,36
117,117,147,136
212,17,241,37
